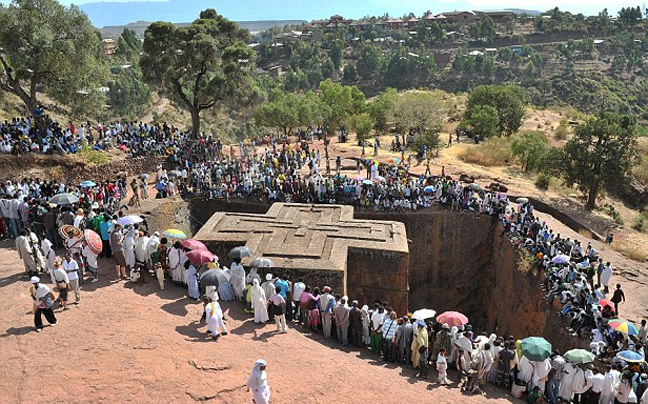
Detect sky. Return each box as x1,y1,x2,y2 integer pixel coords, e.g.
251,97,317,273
48,0,644,27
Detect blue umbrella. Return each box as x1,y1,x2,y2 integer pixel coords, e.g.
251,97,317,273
362,180,373,185
552,255,570,264
617,350,644,363
80,181,96,187
424,185,434,193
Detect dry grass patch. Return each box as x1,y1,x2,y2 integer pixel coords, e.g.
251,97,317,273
457,137,513,167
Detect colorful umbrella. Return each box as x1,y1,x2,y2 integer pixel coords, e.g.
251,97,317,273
80,181,96,187
411,308,436,321
387,157,401,165
564,348,595,364
228,246,254,259
250,257,275,268
598,299,616,313
50,193,79,206
116,215,144,226
617,350,644,363
609,319,639,335
181,239,208,251
436,311,469,327
186,249,216,266
162,229,187,240
59,225,82,240
521,337,552,361
83,229,103,255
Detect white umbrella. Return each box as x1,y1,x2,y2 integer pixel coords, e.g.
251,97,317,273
552,254,570,264
516,197,529,204
117,215,144,226
411,308,437,321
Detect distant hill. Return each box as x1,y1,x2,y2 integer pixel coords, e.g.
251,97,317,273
98,20,307,39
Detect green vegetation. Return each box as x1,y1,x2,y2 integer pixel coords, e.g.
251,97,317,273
78,146,110,165
465,85,527,136
558,113,638,209
463,105,499,139
141,9,256,136
511,130,549,172
0,0,107,118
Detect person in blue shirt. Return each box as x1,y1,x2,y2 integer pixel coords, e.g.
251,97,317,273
99,216,113,258
274,275,290,299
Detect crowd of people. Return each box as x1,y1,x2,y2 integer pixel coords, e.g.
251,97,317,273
3,117,647,404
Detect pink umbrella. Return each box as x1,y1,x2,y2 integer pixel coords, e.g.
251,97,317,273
181,239,208,251
83,229,103,255
436,311,469,327
186,249,216,266
598,299,616,314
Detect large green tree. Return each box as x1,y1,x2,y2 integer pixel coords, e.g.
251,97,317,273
0,0,107,121
318,79,366,131
560,113,637,209
387,91,446,155
464,105,499,139
465,84,527,136
141,9,255,137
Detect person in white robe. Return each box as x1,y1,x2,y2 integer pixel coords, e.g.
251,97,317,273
135,232,149,266
180,250,189,285
251,279,269,323
570,365,592,402
16,230,37,274
187,264,200,300
247,359,270,404
247,267,261,285
204,297,227,339
123,228,136,270
42,238,57,283
559,361,578,401
145,232,160,268
518,356,535,386
454,331,473,374
531,358,552,392
600,366,621,404
230,259,246,300
215,266,235,301
261,274,275,303
168,242,183,283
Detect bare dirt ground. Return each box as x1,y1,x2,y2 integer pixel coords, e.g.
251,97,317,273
1,130,647,403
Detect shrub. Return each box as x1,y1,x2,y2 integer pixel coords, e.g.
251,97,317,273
632,211,648,233
78,147,109,165
554,120,570,140
535,173,551,190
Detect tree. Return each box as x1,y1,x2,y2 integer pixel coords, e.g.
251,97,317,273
464,105,499,139
0,0,107,122
318,79,366,131
387,91,446,155
480,16,497,43
329,39,344,70
108,66,151,118
560,113,638,209
141,9,255,137
355,43,382,80
347,112,374,142
253,92,300,134
115,28,142,62
465,85,527,136
499,47,514,63
618,6,642,26
367,88,397,133
511,130,549,171
342,64,357,82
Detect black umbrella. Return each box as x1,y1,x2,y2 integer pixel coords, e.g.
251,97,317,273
228,246,254,259
250,257,275,268
199,269,221,287
49,193,80,206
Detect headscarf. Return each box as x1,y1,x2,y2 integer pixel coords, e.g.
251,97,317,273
247,359,267,390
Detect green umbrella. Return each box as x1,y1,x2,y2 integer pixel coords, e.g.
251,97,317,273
521,337,552,361
564,349,595,364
